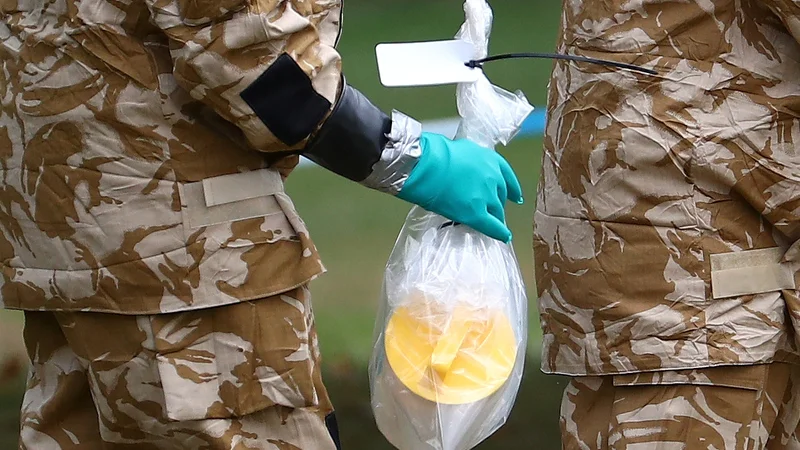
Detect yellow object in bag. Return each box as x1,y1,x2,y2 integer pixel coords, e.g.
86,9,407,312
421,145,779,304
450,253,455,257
369,215,529,450
384,295,518,405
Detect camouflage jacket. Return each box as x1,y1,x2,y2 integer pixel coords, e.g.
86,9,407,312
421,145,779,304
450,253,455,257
534,0,800,375
0,0,347,313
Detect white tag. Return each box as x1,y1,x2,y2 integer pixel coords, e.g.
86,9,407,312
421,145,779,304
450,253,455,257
375,40,482,87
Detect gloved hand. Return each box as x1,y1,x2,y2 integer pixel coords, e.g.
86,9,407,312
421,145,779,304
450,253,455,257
301,83,522,242
397,132,523,243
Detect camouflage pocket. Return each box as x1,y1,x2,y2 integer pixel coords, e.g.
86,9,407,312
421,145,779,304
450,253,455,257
608,365,785,448
198,196,301,250
179,169,302,249
150,288,326,421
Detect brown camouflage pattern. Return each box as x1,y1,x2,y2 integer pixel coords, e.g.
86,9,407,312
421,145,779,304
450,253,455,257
561,363,800,449
18,285,339,449
534,0,800,375
0,0,342,314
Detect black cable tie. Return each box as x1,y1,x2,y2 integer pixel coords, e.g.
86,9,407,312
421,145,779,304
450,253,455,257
466,52,658,76
439,221,461,230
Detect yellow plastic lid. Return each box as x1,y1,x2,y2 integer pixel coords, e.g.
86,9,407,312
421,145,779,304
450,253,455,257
384,295,518,405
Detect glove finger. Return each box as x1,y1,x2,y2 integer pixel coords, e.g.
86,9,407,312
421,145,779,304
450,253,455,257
496,178,508,209
469,211,512,243
499,157,523,204
486,197,506,225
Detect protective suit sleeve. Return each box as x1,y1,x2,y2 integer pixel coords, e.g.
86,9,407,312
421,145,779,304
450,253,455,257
144,0,344,153
743,1,800,247
145,0,422,192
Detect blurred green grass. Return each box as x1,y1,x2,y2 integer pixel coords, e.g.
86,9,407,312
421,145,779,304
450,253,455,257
1,0,563,447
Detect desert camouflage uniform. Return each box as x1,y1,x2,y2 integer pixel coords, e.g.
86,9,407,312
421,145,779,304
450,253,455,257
19,286,339,449
0,0,340,314
0,0,349,447
534,0,800,448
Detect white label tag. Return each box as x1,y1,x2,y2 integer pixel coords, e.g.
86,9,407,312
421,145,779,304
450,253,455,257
375,40,482,87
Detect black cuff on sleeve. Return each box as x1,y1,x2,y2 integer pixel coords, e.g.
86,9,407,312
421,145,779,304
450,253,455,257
240,53,332,146
325,413,342,450
302,83,392,182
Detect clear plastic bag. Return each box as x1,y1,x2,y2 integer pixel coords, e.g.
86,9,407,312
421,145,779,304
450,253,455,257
368,1,534,449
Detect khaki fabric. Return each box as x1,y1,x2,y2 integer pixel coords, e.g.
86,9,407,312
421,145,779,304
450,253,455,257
17,286,340,449
534,0,800,375
561,364,800,450
0,0,342,314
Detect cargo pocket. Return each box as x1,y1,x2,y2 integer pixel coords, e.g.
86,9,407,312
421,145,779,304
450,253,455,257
148,288,324,422
609,365,772,449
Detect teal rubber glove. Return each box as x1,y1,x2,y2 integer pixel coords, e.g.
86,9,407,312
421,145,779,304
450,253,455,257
397,132,523,243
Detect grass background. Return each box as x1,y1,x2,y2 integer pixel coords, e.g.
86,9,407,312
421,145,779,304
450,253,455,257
1,1,568,448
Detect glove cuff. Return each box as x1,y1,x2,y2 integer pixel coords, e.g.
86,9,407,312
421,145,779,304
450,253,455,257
303,82,422,195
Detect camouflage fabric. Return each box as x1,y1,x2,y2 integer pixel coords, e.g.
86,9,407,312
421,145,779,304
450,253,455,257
534,0,800,375
18,286,341,449
0,0,342,314
560,363,800,449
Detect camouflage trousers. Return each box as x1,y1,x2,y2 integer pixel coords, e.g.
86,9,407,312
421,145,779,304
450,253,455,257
17,286,341,450
561,364,800,450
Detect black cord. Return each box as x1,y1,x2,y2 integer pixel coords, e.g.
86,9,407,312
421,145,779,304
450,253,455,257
439,221,460,230
466,52,658,76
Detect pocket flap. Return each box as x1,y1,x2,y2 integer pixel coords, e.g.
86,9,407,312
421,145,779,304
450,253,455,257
711,248,797,299
612,365,767,391
181,169,286,230
202,169,284,207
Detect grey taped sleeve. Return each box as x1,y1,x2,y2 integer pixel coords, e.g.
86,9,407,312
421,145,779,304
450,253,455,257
360,111,423,195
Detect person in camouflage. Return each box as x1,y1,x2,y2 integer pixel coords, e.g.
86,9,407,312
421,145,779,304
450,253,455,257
0,0,524,448
534,1,800,448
